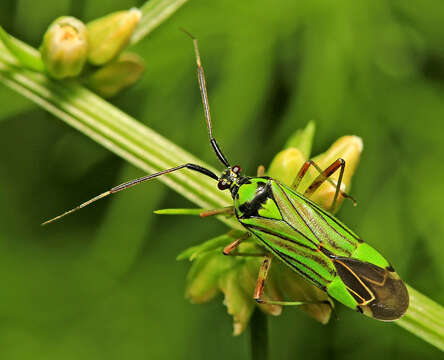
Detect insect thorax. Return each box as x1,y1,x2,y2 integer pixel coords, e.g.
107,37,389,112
233,178,281,220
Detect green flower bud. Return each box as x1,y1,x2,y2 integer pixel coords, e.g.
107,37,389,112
87,8,142,65
180,236,284,335
267,121,315,185
185,251,232,304
40,16,88,79
85,53,145,98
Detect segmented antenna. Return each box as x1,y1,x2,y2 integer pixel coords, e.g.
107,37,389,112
42,163,218,225
181,29,230,167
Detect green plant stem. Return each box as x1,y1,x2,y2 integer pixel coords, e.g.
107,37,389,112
250,308,269,360
0,31,443,351
396,285,444,351
130,0,189,44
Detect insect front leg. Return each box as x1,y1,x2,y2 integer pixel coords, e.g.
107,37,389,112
223,233,266,256
199,207,234,218
253,255,273,302
254,256,332,307
292,159,357,211
256,165,265,177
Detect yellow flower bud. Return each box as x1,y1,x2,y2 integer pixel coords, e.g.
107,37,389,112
267,148,306,186
87,8,142,65
85,52,145,98
40,16,88,79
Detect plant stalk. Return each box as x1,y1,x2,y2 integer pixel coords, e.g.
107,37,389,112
250,308,269,360
396,285,444,351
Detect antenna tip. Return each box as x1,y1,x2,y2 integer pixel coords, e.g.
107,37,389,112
41,215,61,226
179,27,195,40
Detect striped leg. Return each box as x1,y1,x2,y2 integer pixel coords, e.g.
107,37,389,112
223,233,265,257
292,158,356,211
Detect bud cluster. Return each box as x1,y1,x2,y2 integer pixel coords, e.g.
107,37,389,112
39,9,144,97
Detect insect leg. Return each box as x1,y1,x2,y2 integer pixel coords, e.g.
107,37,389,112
42,163,218,225
200,207,234,218
304,159,357,210
256,165,265,177
253,255,273,301
292,161,312,191
292,159,357,210
254,256,332,307
223,233,265,256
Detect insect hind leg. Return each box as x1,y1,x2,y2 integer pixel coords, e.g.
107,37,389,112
223,233,266,257
292,159,357,211
254,256,333,308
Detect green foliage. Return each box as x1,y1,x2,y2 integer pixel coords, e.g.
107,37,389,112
0,0,444,359
284,121,315,159
0,26,45,71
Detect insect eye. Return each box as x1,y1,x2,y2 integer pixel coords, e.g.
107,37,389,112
218,179,229,190
232,165,241,174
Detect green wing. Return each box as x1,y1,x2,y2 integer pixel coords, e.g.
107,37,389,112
237,179,337,290
235,179,409,320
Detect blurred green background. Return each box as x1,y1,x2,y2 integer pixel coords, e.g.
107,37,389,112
1,0,444,359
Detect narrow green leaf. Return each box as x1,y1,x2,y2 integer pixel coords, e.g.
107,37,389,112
0,26,44,72
284,120,315,158
130,0,189,45
177,233,234,261
155,207,234,217
155,208,207,216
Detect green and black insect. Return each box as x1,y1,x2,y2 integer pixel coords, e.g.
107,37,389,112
43,35,409,321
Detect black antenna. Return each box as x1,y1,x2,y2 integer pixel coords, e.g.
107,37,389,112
182,29,230,168
42,163,218,225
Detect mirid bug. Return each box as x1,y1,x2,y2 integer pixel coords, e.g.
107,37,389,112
43,34,409,321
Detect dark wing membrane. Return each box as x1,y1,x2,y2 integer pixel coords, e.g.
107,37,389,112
333,257,409,320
